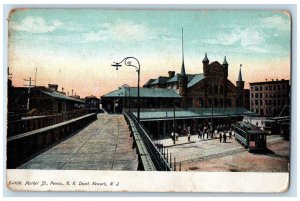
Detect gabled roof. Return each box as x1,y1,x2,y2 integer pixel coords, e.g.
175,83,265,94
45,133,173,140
101,87,181,98
41,91,85,103
143,79,156,87
166,73,205,88
150,76,170,85
167,74,179,83
209,61,222,66
187,74,205,88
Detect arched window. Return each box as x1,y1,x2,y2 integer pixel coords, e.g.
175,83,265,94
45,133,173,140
219,99,223,107
199,97,204,107
200,86,204,92
228,99,232,107
208,98,212,107
208,85,212,94
214,85,218,94
220,85,224,94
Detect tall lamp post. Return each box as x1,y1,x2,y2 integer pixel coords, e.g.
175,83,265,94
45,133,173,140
211,94,214,132
122,84,131,112
112,57,140,124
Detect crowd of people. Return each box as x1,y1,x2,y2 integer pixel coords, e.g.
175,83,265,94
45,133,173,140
170,123,234,144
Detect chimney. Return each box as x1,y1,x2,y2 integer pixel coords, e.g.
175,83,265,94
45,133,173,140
168,71,175,78
48,84,58,91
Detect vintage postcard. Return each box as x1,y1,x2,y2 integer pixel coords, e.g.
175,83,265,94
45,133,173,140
6,8,291,192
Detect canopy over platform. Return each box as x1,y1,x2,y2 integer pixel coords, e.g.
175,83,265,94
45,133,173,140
131,107,257,121
101,87,181,98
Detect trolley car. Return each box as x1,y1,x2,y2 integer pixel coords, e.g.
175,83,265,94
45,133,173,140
234,121,267,151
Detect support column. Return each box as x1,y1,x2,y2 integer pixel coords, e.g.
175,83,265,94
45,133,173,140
163,121,166,137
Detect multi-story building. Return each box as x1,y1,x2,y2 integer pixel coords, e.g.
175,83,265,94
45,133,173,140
144,53,248,109
249,79,290,117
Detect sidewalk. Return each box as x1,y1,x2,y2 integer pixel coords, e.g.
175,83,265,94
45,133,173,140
160,134,221,147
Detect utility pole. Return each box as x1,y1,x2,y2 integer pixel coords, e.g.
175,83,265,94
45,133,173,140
24,77,35,111
34,68,38,86
8,67,12,79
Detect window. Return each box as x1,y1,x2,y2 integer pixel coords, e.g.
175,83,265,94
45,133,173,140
260,93,262,98
283,85,286,90
278,85,281,90
260,100,263,105
208,98,212,107
220,85,224,94
214,85,218,94
266,93,268,98
214,98,218,107
228,99,232,107
199,97,204,107
219,99,223,107
270,86,272,90
265,86,268,90
255,93,258,98
255,86,258,91
255,100,258,105
208,85,212,94
265,100,268,105
260,86,263,91
251,93,253,98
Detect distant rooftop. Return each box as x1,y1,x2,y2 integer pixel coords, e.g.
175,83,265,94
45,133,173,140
41,91,85,104
101,87,181,98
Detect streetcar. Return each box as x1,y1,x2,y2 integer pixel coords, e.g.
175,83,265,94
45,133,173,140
262,116,290,138
233,121,267,151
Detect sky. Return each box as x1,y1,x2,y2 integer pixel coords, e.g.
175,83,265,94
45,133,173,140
8,9,291,98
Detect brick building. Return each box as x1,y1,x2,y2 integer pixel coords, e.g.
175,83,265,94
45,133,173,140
249,79,290,117
144,53,248,109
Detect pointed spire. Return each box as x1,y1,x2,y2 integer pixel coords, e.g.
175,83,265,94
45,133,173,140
202,52,209,63
180,28,186,76
223,56,228,65
238,64,243,81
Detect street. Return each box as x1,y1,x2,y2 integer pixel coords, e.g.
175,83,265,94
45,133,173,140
161,133,289,172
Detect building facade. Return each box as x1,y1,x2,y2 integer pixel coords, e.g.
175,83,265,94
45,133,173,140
144,53,248,109
249,79,290,117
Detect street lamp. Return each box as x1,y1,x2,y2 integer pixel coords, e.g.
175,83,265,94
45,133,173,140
173,99,176,144
112,57,140,124
122,84,131,112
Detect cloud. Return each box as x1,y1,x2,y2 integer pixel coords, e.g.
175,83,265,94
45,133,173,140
203,27,266,53
82,20,176,43
245,46,268,53
260,15,290,30
204,27,264,47
9,17,64,33
83,30,107,42
82,20,152,42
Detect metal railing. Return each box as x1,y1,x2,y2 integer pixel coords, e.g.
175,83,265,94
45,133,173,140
124,112,172,171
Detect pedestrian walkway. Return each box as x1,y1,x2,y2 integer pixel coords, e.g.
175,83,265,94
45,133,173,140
163,133,287,172
19,114,138,170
